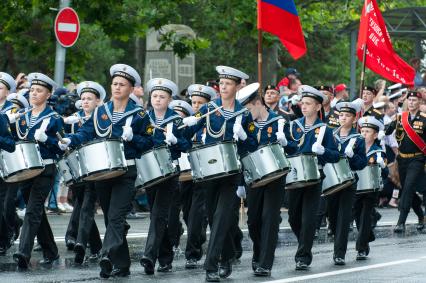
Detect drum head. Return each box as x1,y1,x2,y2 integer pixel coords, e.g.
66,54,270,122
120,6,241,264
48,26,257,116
4,168,45,183
83,169,126,181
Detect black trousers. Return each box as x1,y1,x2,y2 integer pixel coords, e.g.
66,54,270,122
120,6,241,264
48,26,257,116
327,184,356,259
65,182,102,254
203,174,240,272
287,182,321,265
397,156,425,224
316,196,328,230
18,164,58,260
144,176,178,266
247,177,285,269
0,180,19,248
353,192,377,253
181,181,207,261
96,166,136,269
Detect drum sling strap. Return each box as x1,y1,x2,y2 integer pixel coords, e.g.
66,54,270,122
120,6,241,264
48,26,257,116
401,111,426,154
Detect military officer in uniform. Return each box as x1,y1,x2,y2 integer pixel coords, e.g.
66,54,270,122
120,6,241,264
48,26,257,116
60,64,153,278
386,90,426,233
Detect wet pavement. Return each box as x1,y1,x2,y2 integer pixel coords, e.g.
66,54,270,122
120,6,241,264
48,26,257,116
0,208,425,282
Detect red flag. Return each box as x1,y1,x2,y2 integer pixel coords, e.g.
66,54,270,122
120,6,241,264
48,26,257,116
357,0,415,86
258,0,307,60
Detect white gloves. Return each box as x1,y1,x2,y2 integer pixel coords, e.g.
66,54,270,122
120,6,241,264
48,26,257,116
165,131,178,145
121,126,134,142
34,129,48,143
276,132,288,146
233,123,247,141
183,116,199,127
378,130,385,140
344,146,354,158
6,112,19,124
377,155,386,169
290,94,301,105
58,138,71,151
64,115,80,125
236,186,246,199
311,142,325,155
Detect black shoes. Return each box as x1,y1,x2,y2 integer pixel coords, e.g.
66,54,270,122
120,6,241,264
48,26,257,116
39,254,60,265
334,257,346,266
295,261,309,270
74,243,85,265
33,243,42,252
218,261,232,278
157,263,172,272
99,257,113,278
254,266,271,277
205,271,220,282
394,223,406,233
416,219,424,230
13,252,30,269
185,258,198,269
356,251,368,260
66,238,76,251
251,259,259,272
140,256,154,275
111,267,130,277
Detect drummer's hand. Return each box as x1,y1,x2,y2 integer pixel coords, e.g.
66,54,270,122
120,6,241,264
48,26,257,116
63,115,80,125
58,138,71,151
6,112,19,124
236,186,246,199
276,132,288,146
233,123,247,141
121,126,133,142
378,130,385,140
165,131,177,145
183,116,199,127
34,129,48,143
311,142,325,155
377,156,386,169
344,146,354,158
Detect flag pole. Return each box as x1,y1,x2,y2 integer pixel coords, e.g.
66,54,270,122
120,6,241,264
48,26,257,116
359,43,367,98
258,29,263,98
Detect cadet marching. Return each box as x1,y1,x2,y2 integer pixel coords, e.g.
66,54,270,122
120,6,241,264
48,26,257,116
0,65,424,282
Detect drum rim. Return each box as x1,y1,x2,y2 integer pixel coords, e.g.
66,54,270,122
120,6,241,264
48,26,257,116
3,167,45,182
240,142,282,159
138,171,179,189
140,145,170,156
192,169,240,183
188,140,236,152
248,169,289,187
77,138,122,148
285,179,321,188
81,167,127,181
286,152,317,158
322,180,355,196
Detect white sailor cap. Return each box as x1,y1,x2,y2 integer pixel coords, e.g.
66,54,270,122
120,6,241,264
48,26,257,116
216,65,249,82
373,101,386,109
236,82,260,105
298,85,326,103
188,84,217,101
7,92,29,109
146,78,178,97
76,81,106,101
0,72,17,93
387,83,402,91
169,99,194,117
335,101,361,115
358,116,384,132
75,99,82,110
110,64,141,86
388,88,407,101
129,93,142,106
27,72,57,92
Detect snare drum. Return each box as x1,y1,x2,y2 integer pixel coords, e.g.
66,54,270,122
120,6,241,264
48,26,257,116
241,143,290,188
0,141,44,183
178,153,192,182
322,157,354,196
56,150,81,186
356,165,383,194
135,146,178,189
77,139,127,181
285,154,321,189
189,141,241,182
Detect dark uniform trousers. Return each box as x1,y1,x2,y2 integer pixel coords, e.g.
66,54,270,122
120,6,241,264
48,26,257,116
316,196,328,230
144,176,178,266
397,156,426,224
18,164,58,260
287,182,321,265
203,174,240,272
353,192,377,253
181,181,207,261
0,180,19,248
247,177,285,269
327,184,356,259
96,165,136,269
65,182,102,254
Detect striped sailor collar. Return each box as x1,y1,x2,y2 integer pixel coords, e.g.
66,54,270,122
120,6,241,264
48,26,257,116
254,110,282,128
209,98,248,121
0,100,14,114
293,117,325,133
103,100,141,124
333,127,361,143
24,106,56,129
148,107,181,127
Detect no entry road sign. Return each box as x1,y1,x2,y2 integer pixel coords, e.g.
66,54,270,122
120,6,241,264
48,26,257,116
54,7,80,48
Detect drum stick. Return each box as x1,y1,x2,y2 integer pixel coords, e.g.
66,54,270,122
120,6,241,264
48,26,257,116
347,137,357,149
56,132,70,154
18,107,33,117
177,106,224,130
316,125,326,145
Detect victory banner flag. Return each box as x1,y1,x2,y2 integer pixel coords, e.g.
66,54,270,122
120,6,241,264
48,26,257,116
357,0,415,86
258,0,307,60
